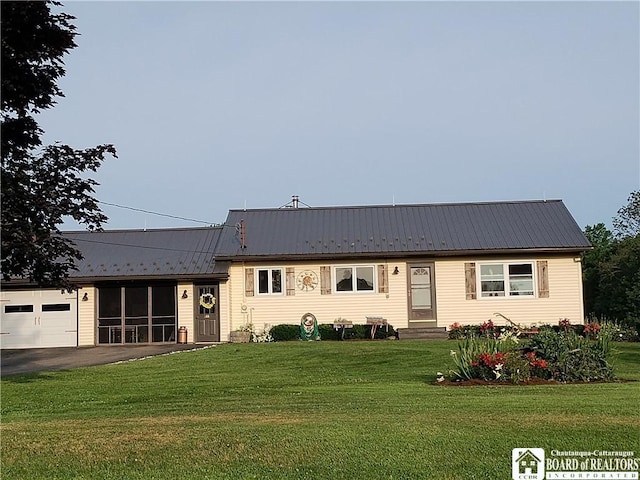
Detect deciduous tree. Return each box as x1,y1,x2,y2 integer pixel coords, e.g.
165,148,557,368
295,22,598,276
582,223,615,319
613,190,640,238
582,193,640,327
1,1,116,288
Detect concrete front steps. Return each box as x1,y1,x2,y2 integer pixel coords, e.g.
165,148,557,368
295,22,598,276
397,327,448,340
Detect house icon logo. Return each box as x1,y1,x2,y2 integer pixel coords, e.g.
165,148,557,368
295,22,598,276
512,448,545,480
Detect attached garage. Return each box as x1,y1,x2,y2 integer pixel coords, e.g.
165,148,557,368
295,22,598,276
0,289,78,349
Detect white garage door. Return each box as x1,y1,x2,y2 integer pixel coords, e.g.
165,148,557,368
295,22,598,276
0,290,78,349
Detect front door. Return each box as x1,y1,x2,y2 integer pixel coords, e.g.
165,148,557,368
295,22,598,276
407,263,436,321
194,285,220,342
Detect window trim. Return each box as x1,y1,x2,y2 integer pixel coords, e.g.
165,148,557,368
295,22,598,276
254,267,284,296
4,304,34,314
42,303,72,312
333,264,377,294
477,261,536,299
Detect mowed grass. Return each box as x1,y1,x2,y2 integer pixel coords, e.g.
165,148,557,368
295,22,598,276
1,341,639,479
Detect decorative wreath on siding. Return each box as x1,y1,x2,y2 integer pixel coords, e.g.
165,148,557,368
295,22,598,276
199,293,216,309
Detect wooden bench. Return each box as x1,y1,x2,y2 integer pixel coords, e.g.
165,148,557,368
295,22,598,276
333,319,353,340
366,316,388,339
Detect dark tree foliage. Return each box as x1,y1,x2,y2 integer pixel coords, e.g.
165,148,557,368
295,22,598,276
613,190,640,238
582,223,615,319
1,1,116,288
600,235,640,322
582,194,640,326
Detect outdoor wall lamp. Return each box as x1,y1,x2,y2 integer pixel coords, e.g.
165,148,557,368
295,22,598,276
181,290,189,299
82,292,89,301
392,266,400,275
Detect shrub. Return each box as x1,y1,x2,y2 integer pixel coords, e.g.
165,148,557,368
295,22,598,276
448,320,503,339
269,322,396,342
607,320,639,342
349,324,368,340
318,324,341,341
344,323,396,340
372,324,396,339
268,324,300,342
528,326,615,382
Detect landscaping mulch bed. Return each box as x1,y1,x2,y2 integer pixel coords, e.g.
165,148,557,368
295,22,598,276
432,378,635,386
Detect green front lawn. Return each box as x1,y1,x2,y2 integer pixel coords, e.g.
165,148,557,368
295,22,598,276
2,341,639,479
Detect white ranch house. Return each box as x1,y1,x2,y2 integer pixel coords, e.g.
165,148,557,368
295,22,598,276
0,199,591,348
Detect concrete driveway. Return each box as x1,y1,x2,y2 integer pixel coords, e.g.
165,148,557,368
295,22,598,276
1,344,216,377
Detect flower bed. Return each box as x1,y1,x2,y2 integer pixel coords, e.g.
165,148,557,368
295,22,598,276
440,320,617,384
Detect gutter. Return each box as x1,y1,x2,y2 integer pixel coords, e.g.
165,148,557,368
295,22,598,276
214,246,592,263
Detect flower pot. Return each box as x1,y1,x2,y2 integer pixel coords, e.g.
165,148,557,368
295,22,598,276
230,331,251,343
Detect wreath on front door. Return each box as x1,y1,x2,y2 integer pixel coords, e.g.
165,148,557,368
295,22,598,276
199,293,215,309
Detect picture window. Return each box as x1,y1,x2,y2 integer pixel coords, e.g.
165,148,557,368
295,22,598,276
335,265,375,293
480,262,534,298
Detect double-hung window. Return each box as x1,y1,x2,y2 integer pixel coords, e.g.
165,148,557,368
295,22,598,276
480,262,534,298
335,265,375,293
256,268,283,295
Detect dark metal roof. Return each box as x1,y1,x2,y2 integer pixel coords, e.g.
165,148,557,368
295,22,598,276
215,200,591,259
64,227,226,281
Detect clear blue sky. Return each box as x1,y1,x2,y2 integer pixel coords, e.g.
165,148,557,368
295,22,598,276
40,1,640,231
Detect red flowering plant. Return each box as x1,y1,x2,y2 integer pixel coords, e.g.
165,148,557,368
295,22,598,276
472,351,508,380
583,322,601,339
479,319,501,338
558,318,572,331
447,322,467,340
526,351,550,379
448,332,517,382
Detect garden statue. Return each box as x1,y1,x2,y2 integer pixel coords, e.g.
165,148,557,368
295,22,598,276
300,313,320,341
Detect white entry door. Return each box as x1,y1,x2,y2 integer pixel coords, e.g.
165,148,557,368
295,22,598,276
0,290,78,349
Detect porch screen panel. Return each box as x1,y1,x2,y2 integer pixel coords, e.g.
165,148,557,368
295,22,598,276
98,287,122,344
152,286,176,342
125,287,148,343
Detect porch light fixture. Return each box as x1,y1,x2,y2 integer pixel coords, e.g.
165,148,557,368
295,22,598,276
181,290,189,299
82,292,89,301
393,266,400,275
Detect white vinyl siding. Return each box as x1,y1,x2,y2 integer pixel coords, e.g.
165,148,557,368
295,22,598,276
226,256,584,338
230,262,404,337
437,256,584,328
78,286,96,346
177,282,194,341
